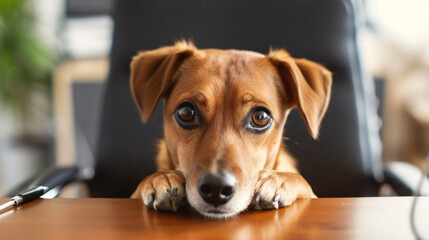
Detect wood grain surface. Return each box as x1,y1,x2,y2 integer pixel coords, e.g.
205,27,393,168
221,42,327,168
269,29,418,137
0,197,428,240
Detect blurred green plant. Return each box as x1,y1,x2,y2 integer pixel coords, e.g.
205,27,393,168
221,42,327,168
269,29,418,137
0,0,55,132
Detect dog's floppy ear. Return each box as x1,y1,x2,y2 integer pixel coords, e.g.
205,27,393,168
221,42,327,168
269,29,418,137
267,49,332,139
130,41,196,122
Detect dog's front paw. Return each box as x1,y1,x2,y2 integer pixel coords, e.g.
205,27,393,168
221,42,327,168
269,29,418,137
251,170,316,210
134,170,187,211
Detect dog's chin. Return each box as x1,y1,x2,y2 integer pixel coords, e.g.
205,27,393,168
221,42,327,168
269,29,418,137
198,210,239,219
187,192,252,219
190,201,250,219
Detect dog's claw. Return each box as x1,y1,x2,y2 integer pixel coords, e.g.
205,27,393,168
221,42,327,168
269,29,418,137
252,196,279,210
146,193,155,208
148,193,155,203
260,199,279,209
273,193,281,202
253,192,261,202
152,193,187,212
155,195,187,212
252,192,280,209
250,192,261,208
259,199,271,209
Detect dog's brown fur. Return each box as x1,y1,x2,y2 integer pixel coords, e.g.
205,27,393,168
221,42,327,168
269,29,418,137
130,41,331,218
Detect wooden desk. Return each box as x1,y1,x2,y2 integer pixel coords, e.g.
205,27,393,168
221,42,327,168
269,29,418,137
0,197,428,239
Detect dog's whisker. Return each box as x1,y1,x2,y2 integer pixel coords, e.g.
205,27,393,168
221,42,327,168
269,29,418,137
282,137,300,147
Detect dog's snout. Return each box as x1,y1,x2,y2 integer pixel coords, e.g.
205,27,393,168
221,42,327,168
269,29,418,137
198,172,237,207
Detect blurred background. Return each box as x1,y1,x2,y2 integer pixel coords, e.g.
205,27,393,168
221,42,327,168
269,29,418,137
0,0,428,197
0,0,113,195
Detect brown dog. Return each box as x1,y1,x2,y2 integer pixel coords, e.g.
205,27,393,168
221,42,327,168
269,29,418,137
130,41,331,218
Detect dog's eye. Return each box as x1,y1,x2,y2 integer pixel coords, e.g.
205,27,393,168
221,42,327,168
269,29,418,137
245,107,272,133
175,102,201,129
252,110,270,127
178,105,195,122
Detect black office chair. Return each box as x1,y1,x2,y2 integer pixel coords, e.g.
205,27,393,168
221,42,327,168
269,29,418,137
6,0,427,198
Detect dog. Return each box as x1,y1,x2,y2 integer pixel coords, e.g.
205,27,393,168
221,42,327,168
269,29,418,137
130,41,332,219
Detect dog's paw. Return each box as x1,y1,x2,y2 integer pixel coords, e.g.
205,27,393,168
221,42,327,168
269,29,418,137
136,170,187,211
251,170,316,210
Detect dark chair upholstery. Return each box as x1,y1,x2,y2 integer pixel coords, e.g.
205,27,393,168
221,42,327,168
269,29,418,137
90,0,382,197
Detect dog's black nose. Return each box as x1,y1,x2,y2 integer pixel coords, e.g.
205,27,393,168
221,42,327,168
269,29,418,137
198,172,237,207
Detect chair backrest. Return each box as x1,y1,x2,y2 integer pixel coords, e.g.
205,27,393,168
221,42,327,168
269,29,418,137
89,0,383,197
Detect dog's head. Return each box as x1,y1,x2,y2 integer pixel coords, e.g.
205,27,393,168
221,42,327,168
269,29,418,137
130,41,331,218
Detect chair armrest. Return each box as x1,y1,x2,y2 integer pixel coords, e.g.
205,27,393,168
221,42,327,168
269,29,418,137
4,166,81,197
384,161,429,196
